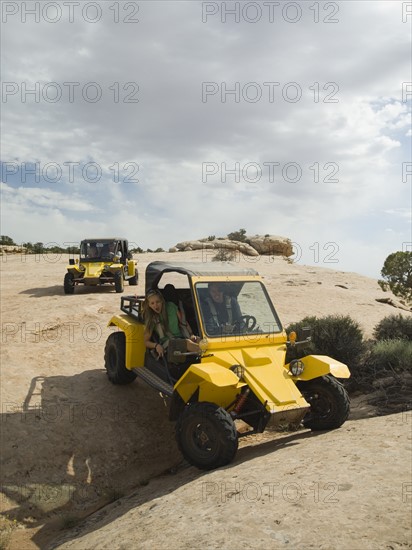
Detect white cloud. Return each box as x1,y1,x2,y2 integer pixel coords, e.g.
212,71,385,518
1,1,411,278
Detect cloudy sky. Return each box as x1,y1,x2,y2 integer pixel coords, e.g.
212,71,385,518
1,0,411,278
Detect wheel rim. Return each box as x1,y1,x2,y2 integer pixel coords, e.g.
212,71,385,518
185,418,220,460
308,391,333,417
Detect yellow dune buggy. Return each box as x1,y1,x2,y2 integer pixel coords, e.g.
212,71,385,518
104,261,350,470
64,238,138,294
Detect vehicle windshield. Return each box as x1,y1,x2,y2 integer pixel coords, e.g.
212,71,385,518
80,240,120,261
195,281,282,337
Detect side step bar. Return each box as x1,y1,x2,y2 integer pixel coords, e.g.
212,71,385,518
132,367,174,397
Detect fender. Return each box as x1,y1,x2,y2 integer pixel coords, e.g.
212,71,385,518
127,260,136,277
291,354,351,381
108,314,145,369
175,363,245,408
66,264,83,276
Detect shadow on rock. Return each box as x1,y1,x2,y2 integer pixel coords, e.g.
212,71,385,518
1,370,181,546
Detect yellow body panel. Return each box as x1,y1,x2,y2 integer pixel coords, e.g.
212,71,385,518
127,260,135,277
83,262,106,278
175,363,244,408
108,315,145,369
67,261,124,282
292,355,351,380
182,345,308,413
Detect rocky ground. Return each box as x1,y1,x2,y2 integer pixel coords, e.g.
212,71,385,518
1,250,411,549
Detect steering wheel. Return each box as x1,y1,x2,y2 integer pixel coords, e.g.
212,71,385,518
240,315,257,331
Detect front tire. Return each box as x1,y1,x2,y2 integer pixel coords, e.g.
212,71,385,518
176,402,238,470
298,375,350,431
114,271,124,293
64,272,75,294
104,332,137,384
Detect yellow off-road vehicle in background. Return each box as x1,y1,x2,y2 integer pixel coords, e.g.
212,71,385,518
64,238,138,294
105,261,350,470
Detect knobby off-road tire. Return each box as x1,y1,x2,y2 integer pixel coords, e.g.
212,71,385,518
299,374,350,431
128,273,138,286
104,332,137,385
64,272,75,294
176,402,238,470
114,271,124,293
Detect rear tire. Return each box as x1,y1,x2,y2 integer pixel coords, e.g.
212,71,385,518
128,272,138,286
114,271,124,293
64,272,75,294
104,332,137,385
176,402,238,470
298,375,350,431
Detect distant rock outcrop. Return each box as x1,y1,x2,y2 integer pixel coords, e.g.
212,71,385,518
247,235,293,257
0,245,27,254
170,234,293,257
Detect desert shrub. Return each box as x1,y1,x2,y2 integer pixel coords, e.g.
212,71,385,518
212,249,236,262
227,228,247,242
373,314,412,341
207,235,215,241
0,235,15,245
311,315,364,368
365,339,412,374
154,247,164,253
286,315,364,369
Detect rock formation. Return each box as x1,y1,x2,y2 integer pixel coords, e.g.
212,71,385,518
170,235,293,257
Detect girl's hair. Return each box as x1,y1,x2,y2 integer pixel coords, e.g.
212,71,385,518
143,289,169,334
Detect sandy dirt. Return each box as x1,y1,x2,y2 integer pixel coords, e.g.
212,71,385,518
1,251,411,549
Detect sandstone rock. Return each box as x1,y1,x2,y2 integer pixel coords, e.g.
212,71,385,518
0,245,27,254
247,235,293,256
175,239,259,256
217,239,259,256
168,247,179,253
173,236,292,257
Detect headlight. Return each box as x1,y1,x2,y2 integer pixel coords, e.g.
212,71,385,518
289,359,305,376
230,364,245,380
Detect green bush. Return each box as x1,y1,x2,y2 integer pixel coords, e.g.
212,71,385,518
365,339,412,374
311,315,364,368
378,251,412,303
286,314,364,369
227,228,247,242
373,314,412,341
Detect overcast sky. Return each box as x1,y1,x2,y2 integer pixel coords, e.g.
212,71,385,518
1,0,411,278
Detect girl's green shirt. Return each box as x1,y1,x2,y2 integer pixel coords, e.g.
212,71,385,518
166,302,183,338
